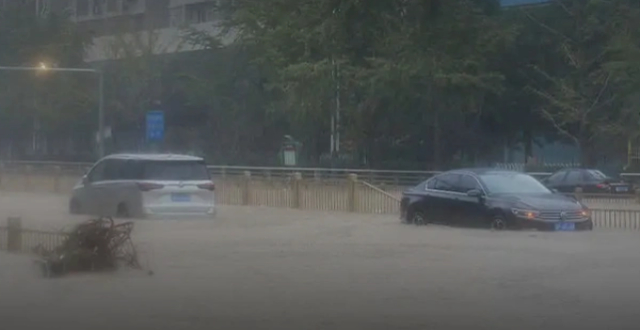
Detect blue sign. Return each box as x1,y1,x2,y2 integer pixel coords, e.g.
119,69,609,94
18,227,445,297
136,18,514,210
146,110,164,142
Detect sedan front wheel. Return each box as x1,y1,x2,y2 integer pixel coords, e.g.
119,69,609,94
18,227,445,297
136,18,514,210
411,211,429,226
490,216,507,231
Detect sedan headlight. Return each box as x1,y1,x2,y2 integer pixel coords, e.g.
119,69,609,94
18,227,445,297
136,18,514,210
512,208,539,220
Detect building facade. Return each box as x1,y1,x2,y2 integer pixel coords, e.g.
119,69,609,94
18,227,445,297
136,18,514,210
16,0,551,62
24,0,226,62
0,0,227,160
32,0,550,62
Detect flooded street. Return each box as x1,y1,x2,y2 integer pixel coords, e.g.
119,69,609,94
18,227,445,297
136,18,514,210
1,193,640,329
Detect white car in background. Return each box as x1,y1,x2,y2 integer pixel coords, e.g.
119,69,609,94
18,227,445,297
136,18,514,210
69,153,216,218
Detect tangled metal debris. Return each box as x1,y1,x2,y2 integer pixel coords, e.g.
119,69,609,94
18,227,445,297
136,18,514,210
33,217,145,278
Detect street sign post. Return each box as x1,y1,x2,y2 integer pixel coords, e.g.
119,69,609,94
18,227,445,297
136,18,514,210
146,110,164,142
146,111,164,152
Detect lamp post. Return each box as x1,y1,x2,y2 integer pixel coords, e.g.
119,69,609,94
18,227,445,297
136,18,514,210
0,64,105,157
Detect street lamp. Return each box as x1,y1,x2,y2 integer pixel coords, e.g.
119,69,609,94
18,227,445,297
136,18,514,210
0,64,105,158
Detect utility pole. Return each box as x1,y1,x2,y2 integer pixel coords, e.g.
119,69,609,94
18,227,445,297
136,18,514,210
330,59,341,162
336,61,341,155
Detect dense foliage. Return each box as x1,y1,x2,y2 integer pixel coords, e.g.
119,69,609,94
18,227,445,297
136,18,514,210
3,0,640,169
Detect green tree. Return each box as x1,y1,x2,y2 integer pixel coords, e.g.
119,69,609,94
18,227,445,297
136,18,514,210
352,0,511,167
601,1,640,157
524,0,623,166
176,26,282,164
102,27,178,124
224,0,512,168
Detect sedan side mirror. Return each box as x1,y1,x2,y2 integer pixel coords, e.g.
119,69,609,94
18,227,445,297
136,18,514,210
467,189,483,198
82,175,90,186
551,188,559,194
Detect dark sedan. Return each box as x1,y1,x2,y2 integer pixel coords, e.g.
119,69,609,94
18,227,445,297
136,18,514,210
400,169,593,231
541,168,634,194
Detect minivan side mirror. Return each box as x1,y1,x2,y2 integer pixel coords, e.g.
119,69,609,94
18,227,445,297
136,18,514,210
467,189,483,198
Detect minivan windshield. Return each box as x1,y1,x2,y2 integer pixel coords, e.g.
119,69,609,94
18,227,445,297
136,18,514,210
142,160,210,181
479,172,551,195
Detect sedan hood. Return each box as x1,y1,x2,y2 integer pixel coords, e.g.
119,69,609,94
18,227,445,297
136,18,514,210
497,193,583,211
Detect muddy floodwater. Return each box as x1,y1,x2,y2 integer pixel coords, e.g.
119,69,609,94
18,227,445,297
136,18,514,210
1,192,640,330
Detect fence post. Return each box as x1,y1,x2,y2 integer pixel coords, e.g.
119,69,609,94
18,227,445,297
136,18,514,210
7,217,22,253
348,173,358,212
292,172,302,209
242,171,251,205
53,166,62,193
574,187,583,202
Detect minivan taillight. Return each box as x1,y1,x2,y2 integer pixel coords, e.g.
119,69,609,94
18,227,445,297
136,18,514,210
137,182,164,191
197,182,215,191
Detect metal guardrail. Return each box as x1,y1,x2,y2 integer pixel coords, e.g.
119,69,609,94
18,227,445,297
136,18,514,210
5,160,640,186
590,209,640,230
0,160,555,187
0,160,92,176
621,173,640,180
0,160,93,167
209,165,443,186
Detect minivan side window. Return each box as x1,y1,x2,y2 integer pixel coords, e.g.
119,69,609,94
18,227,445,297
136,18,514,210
102,159,125,181
120,160,144,180
87,161,106,182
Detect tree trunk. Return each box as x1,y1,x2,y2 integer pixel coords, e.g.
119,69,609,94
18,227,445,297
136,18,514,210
578,137,596,167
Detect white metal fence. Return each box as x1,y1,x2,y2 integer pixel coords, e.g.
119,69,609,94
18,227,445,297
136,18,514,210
2,161,640,230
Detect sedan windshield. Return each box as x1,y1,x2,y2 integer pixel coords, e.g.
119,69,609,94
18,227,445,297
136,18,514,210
587,170,608,180
479,172,551,194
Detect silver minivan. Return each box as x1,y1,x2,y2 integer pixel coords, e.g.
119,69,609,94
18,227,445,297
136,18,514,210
69,153,216,218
